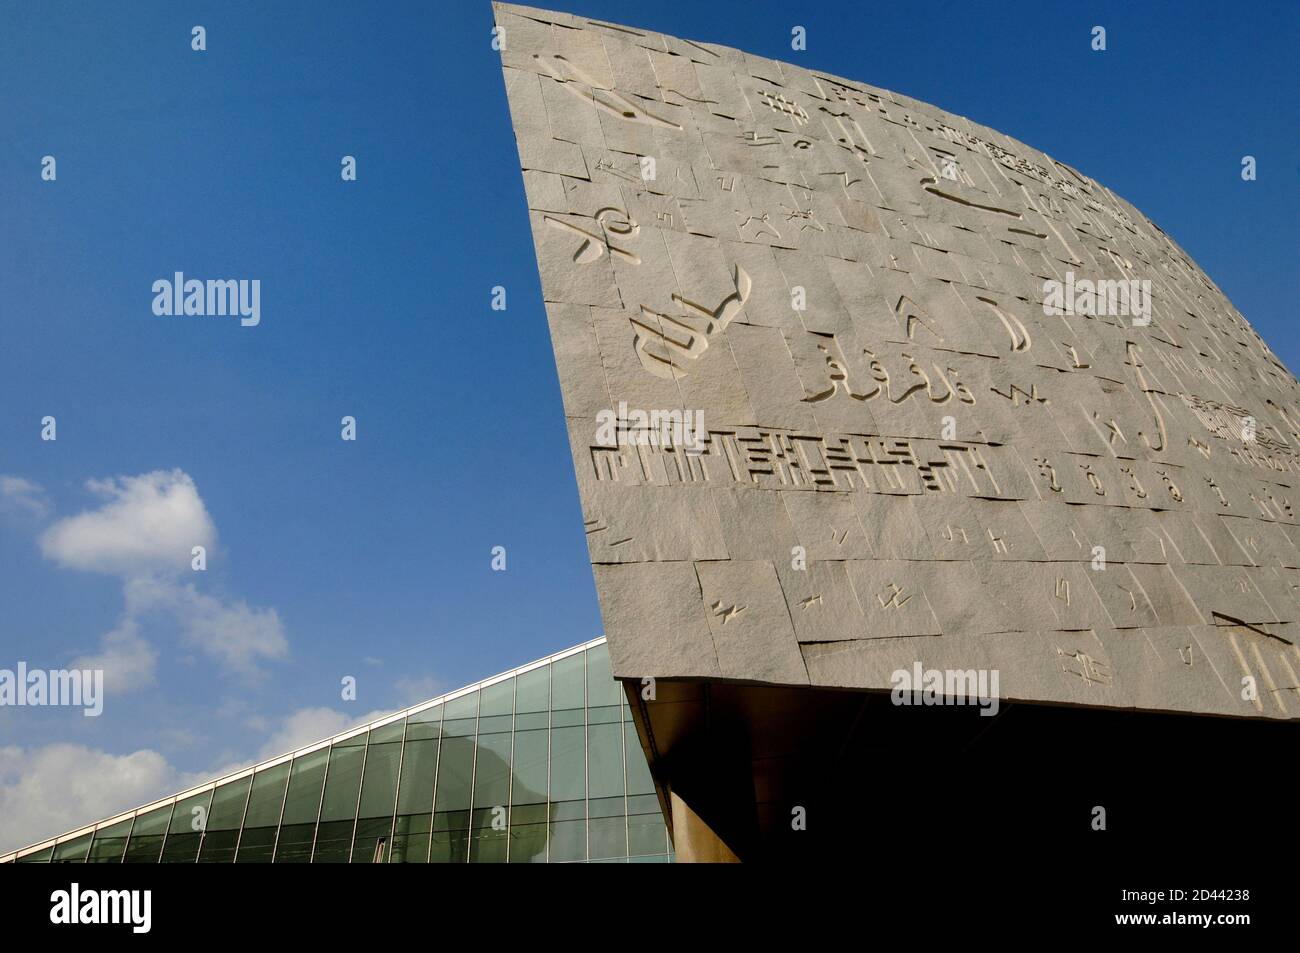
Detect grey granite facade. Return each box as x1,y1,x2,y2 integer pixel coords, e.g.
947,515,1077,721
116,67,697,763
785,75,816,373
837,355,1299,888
497,2,1300,719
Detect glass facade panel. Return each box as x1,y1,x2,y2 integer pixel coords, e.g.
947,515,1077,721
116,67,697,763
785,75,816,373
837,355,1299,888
442,691,478,738
588,722,624,800
480,678,514,716
396,738,437,815
391,711,435,865
430,812,470,863
431,734,470,810
314,744,365,862
357,742,402,818
510,727,548,804
160,790,212,863
197,775,251,863
124,806,170,863
586,643,622,707
472,732,513,810
551,652,584,710
431,730,473,863
590,815,628,860
51,831,92,863
405,703,441,741
236,761,290,863
4,640,672,865
548,799,586,863
629,809,670,857
625,723,655,795
516,665,548,713
508,801,549,863
390,813,431,864
549,726,585,803
86,818,132,863
275,748,328,863
352,740,402,862
369,720,405,744
468,812,508,862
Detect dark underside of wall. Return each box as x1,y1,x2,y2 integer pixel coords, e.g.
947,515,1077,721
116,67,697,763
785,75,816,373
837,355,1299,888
628,679,1297,863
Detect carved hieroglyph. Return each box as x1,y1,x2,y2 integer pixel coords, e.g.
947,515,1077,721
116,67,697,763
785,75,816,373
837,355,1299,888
496,2,1300,718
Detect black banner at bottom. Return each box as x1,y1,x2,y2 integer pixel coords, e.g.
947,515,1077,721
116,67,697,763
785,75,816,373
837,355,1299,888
0,861,1282,941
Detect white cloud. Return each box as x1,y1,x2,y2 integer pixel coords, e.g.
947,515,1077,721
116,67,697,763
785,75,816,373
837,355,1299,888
68,620,157,694
0,705,391,854
393,674,442,706
30,469,287,688
254,706,392,760
0,744,198,855
40,469,215,576
126,578,288,676
0,475,50,521
0,470,322,852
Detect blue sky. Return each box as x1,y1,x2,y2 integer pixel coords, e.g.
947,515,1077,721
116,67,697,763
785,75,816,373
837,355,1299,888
0,0,1295,850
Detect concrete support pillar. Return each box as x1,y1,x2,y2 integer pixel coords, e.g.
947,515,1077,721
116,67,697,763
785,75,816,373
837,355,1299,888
669,789,741,863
